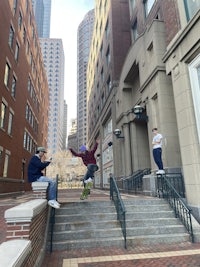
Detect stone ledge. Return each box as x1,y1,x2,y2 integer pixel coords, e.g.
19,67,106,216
31,181,49,191
0,239,31,267
143,174,157,197
4,199,47,222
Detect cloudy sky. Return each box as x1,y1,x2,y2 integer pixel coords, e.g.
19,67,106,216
50,0,95,126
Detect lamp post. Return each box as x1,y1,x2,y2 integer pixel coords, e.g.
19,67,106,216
132,105,148,121
113,129,124,139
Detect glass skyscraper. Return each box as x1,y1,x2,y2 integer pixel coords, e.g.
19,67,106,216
32,0,51,38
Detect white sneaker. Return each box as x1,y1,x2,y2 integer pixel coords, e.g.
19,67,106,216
156,170,165,174
55,200,61,207
48,200,60,209
84,177,93,184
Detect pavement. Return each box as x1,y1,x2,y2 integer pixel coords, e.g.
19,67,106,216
1,188,200,267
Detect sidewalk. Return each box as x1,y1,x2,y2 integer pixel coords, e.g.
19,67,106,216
1,189,200,267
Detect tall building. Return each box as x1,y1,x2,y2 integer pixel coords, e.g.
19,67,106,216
77,9,94,148
87,0,200,222
32,0,67,153
40,38,65,154
32,0,51,38
0,0,49,193
87,0,131,188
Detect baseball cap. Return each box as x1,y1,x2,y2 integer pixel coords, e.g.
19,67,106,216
37,147,47,153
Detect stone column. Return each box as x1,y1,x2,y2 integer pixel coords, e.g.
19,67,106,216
123,123,132,176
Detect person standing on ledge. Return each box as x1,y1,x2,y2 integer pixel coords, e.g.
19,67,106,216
28,146,61,209
152,128,165,174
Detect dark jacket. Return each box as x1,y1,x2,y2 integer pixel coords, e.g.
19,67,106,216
28,155,50,183
69,142,98,166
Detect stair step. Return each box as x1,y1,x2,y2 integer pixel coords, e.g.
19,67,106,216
55,213,117,222
48,195,191,251
124,204,171,212
126,225,186,236
126,210,175,219
50,237,125,250
126,218,182,227
53,227,123,241
54,220,120,231
127,233,190,246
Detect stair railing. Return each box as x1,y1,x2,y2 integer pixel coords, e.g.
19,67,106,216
49,174,59,253
157,174,194,242
110,176,127,249
119,168,151,194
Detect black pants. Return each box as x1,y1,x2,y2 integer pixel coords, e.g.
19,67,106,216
83,164,98,187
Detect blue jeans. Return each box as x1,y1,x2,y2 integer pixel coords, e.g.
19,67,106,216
37,176,57,200
83,164,98,187
84,164,99,180
153,148,163,170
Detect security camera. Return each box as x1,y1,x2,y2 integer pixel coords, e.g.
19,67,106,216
108,141,113,146
113,129,122,137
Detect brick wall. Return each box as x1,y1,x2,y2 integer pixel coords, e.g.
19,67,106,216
4,199,50,267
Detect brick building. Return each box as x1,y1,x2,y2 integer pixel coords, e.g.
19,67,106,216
0,0,49,193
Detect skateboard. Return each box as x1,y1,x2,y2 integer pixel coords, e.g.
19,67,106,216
80,180,93,200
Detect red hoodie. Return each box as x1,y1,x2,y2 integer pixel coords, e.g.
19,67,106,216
69,142,98,166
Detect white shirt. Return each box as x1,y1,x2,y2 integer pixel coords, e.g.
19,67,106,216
152,133,163,149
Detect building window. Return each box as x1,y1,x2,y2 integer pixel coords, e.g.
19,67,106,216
103,118,113,137
130,0,136,11
132,20,138,41
101,68,104,82
13,0,17,14
107,76,112,92
0,102,7,129
4,63,10,87
106,47,110,65
100,44,103,58
23,27,26,44
8,110,14,135
26,40,30,54
184,0,200,21
144,0,155,17
3,152,10,177
18,11,23,30
15,42,19,61
188,53,200,143
11,75,17,98
105,20,109,38
8,25,14,49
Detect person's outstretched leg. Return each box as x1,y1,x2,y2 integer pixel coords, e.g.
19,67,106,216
37,176,60,208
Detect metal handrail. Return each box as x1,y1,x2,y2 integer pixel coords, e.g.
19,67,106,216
110,176,127,249
49,174,59,253
119,168,151,194
157,174,194,242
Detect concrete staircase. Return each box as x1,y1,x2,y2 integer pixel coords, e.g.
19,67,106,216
124,198,189,246
49,197,190,251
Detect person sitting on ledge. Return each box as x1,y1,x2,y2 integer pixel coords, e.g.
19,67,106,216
28,146,60,209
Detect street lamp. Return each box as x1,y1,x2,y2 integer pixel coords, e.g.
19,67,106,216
132,105,148,121
113,129,124,139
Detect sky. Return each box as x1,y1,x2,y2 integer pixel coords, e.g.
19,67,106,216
50,0,95,128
